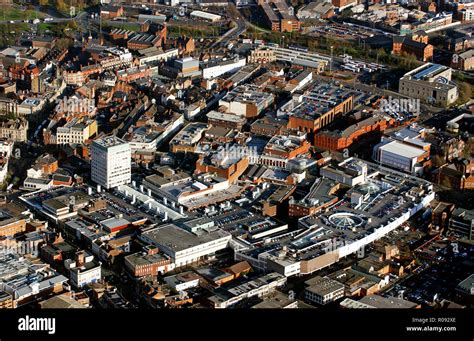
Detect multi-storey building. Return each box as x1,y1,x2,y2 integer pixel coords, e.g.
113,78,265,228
452,49,474,71
392,36,434,62
91,137,131,189
201,57,246,80
281,82,355,136
219,84,274,118
248,48,277,64
0,118,28,142
100,5,124,19
55,119,98,145
314,114,393,151
206,111,246,130
124,246,174,277
304,276,345,305
289,178,340,217
259,0,301,32
399,63,458,106
449,208,474,240
170,123,208,153
65,252,101,289
260,45,330,71
139,223,231,268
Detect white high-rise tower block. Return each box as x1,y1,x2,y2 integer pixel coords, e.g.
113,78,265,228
91,136,131,189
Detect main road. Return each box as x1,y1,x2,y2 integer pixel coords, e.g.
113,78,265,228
0,10,88,24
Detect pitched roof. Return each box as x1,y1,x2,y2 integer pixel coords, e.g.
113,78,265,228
226,261,252,275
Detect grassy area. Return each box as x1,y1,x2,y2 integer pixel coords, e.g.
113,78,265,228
38,1,99,17
0,7,47,20
0,23,29,46
247,22,272,33
0,20,76,47
40,21,78,37
37,23,53,31
453,71,474,86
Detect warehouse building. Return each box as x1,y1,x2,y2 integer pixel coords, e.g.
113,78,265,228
190,10,222,22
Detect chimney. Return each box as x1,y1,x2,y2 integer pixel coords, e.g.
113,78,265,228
76,252,85,267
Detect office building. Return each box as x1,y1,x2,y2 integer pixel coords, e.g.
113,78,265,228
399,63,458,106
139,223,231,267
91,136,131,189
449,208,474,240
304,276,345,305
65,252,101,288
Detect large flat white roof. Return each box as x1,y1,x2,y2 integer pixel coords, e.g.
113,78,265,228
379,140,425,159
190,10,221,20
207,110,245,123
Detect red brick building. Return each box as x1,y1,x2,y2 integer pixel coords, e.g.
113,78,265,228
331,0,357,9
452,49,474,71
195,154,249,184
288,179,340,217
100,5,124,19
314,115,394,151
124,246,173,277
392,36,434,62
126,25,167,50
433,159,474,189
287,95,354,135
117,66,153,83
260,0,301,33
412,31,429,44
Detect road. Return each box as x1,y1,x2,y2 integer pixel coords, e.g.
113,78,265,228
210,4,247,48
0,10,88,25
210,19,247,49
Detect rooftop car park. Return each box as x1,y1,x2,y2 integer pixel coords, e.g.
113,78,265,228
233,158,434,275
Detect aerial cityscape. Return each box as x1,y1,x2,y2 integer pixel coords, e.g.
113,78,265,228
0,0,472,334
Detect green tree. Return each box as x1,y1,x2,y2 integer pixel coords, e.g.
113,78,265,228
457,82,472,104
56,37,73,50
441,176,453,189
